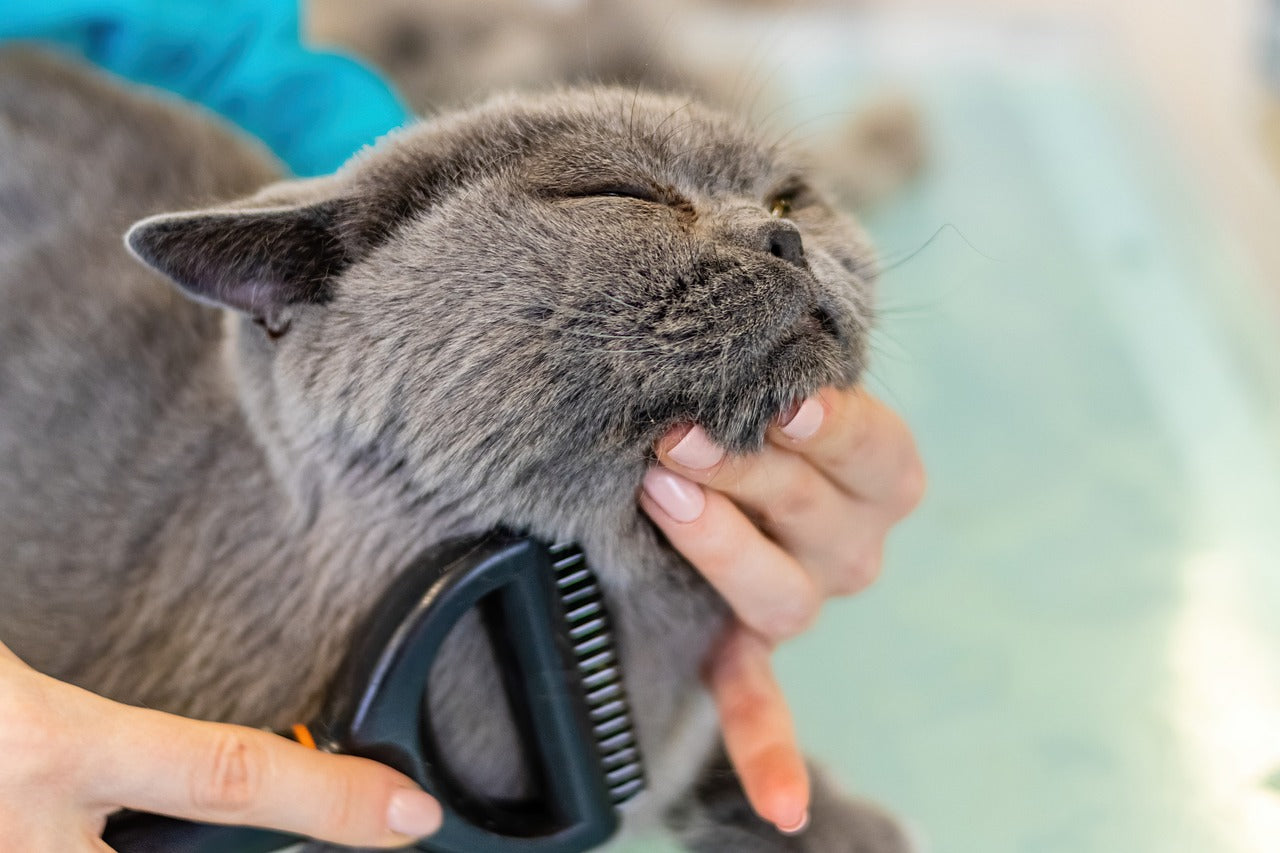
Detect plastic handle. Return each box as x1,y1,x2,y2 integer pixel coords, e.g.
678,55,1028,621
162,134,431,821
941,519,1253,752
320,533,620,853
101,810,296,853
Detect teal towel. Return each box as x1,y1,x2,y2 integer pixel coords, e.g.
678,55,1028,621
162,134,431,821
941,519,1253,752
0,0,412,175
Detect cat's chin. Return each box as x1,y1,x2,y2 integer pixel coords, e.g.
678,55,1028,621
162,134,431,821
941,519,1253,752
700,386,834,454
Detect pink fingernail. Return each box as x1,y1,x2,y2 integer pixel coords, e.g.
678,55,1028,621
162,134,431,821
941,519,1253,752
777,810,810,835
642,468,706,523
779,398,823,441
666,425,724,470
387,788,443,838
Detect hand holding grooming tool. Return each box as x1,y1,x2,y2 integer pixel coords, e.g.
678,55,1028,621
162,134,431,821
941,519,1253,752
102,532,644,852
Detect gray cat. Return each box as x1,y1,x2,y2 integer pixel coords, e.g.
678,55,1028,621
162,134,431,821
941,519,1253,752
0,49,910,852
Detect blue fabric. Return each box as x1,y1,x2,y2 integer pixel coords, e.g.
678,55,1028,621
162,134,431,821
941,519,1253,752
0,0,412,176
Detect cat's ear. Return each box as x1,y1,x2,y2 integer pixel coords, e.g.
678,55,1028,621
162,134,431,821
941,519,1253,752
125,201,351,318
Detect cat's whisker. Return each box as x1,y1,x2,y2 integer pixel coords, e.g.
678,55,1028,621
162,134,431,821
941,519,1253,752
743,53,789,131
765,108,861,154
874,302,943,321
652,104,698,153
876,222,1001,276
750,91,839,144
726,27,787,126
867,330,914,363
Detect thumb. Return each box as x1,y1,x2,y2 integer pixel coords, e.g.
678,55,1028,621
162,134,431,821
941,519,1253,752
77,693,442,848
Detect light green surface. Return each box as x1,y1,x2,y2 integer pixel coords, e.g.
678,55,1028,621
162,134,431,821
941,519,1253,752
617,19,1280,853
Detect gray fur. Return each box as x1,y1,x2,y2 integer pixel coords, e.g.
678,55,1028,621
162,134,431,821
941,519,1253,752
0,49,906,851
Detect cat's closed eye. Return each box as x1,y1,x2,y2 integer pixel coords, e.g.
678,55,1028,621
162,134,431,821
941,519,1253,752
583,184,664,203
546,180,689,211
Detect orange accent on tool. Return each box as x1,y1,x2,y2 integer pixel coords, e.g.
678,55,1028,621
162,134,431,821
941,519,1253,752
291,723,317,750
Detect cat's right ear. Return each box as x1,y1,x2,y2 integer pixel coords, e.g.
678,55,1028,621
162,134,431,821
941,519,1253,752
125,201,351,321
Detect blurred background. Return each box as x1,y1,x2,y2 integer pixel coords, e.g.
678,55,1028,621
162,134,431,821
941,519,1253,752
607,2,1280,852
12,0,1280,850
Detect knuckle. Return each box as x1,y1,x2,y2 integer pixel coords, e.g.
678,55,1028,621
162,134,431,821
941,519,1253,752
892,451,927,515
719,688,766,731
768,481,818,526
841,394,877,452
766,581,821,641
191,730,263,818
758,465,820,530
831,550,884,596
698,507,752,567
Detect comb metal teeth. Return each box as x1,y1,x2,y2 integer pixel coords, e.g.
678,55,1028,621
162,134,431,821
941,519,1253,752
551,542,646,806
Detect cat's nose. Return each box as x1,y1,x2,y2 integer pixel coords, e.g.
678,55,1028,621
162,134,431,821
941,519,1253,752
760,220,805,269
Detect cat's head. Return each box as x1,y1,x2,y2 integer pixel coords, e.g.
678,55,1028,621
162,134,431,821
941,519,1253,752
126,89,877,556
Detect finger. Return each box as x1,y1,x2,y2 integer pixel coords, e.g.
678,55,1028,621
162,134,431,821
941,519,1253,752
640,471,820,642
655,438,889,595
659,426,833,512
706,626,809,834
767,388,925,515
655,390,922,520
80,696,441,848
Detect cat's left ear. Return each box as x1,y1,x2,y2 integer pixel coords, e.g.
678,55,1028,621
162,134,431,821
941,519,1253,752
125,200,350,321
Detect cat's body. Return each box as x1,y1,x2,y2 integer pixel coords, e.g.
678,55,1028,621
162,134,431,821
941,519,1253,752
0,50,908,851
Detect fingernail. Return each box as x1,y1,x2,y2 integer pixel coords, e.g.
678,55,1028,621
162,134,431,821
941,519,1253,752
779,398,823,441
666,425,724,470
387,788,443,838
642,468,706,523
777,810,810,835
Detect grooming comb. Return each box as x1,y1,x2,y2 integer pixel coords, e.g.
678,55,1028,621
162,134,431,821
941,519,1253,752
102,532,645,852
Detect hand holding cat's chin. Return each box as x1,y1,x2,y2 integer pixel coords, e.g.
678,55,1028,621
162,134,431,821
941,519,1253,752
637,386,925,834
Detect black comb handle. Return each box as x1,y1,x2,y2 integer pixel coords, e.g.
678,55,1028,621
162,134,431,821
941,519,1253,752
101,812,294,853
319,532,623,852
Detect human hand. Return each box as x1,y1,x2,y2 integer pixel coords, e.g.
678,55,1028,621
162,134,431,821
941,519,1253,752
0,642,442,852
639,387,924,834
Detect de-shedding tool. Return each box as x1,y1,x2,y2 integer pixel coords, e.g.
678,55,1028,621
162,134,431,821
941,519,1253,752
102,532,645,852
